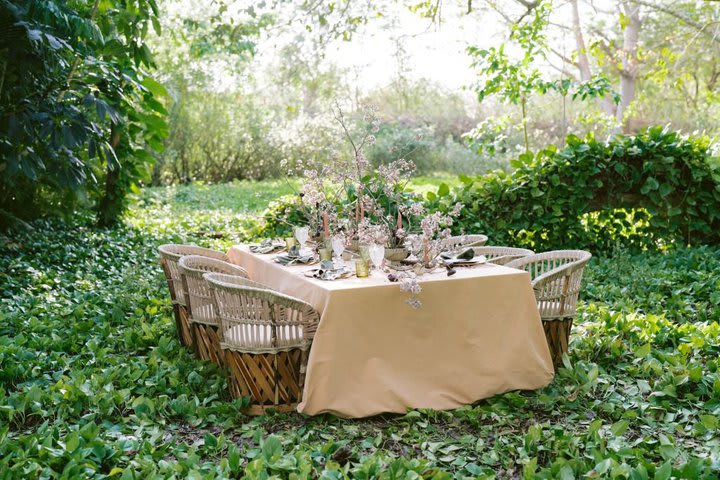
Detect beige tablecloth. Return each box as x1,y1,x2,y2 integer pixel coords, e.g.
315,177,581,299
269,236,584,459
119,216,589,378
228,246,554,417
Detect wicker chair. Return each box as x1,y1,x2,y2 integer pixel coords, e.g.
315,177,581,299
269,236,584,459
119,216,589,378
506,250,592,368
158,245,231,348
442,234,489,250
205,272,320,414
178,256,249,365
472,246,535,265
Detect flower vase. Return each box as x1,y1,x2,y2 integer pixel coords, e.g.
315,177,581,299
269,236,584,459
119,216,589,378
384,247,409,262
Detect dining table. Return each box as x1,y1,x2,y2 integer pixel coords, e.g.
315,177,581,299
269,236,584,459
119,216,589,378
228,245,554,418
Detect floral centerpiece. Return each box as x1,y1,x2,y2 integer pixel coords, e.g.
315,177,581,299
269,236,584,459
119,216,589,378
277,103,463,308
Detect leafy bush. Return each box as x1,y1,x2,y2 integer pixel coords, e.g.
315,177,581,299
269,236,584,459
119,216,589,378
433,127,720,251
366,122,507,176
0,0,167,228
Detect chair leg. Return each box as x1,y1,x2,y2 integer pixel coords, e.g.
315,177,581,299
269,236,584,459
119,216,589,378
173,304,194,348
542,317,573,370
192,323,225,367
223,349,303,415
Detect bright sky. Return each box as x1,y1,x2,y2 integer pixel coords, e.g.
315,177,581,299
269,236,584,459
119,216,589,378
326,4,506,91
199,0,605,96
250,2,514,94
256,1,591,94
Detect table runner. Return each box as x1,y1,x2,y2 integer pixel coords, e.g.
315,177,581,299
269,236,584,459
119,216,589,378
228,246,554,417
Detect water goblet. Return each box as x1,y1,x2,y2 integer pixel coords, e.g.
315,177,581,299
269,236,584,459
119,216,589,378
331,234,345,268
295,226,309,255
404,234,423,263
368,244,385,271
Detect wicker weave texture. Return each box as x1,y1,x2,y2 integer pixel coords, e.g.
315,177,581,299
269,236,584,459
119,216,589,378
441,234,489,250
158,244,230,307
506,250,591,321
472,246,534,265
205,273,319,353
205,272,320,412
178,255,249,327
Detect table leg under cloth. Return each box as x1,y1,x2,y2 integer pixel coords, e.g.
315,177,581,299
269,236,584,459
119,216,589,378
228,246,554,418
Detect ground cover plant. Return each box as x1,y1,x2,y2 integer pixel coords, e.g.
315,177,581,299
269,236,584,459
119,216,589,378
1,180,720,479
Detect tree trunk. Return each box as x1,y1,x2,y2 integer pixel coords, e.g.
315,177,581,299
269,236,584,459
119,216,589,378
570,0,591,82
570,0,616,116
97,126,122,227
617,1,641,131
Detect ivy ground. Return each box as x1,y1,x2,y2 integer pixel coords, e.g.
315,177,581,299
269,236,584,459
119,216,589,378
1,181,719,479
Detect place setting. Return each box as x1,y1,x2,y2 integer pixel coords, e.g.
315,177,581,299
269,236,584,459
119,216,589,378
247,238,286,254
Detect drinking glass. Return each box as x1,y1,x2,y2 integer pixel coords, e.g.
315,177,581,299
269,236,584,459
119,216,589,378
368,244,385,270
404,234,423,262
331,234,345,268
295,226,309,255
355,259,369,277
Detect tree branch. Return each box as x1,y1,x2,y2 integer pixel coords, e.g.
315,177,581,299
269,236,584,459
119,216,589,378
58,0,101,102
546,60,579,81
630,0,720,45
548,46,579,69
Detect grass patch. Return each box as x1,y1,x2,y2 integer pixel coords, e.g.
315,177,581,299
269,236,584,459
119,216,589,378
1,180,719,478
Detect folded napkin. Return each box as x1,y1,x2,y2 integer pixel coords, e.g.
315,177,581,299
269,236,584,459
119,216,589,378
307,261,353,280
275,253,316,266
249,239,285,254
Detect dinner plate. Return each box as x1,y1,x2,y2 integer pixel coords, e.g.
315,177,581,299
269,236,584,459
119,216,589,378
274,254,318,266
303,267,354,280
248,242,285,254
445,255,487,267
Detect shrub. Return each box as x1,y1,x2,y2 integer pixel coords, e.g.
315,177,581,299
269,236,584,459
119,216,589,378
432,127,720,252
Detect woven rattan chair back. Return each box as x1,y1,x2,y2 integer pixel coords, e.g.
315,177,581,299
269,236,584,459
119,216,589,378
441,234,489,250
472,246,534,265
158,244,227,348
177,256,248,365
506,250,592,319
178,256,248,326
158,244,230,307
506,250,591,368
205,272,320,413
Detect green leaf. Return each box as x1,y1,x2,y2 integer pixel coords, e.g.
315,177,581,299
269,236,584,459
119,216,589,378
654,462,671,480
699,414,718,430
437,183,450,197
610,420,629,436
141,76,168,98
643,176,660,192
523,457,537,480
634,343,651,357
262,435,282,460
